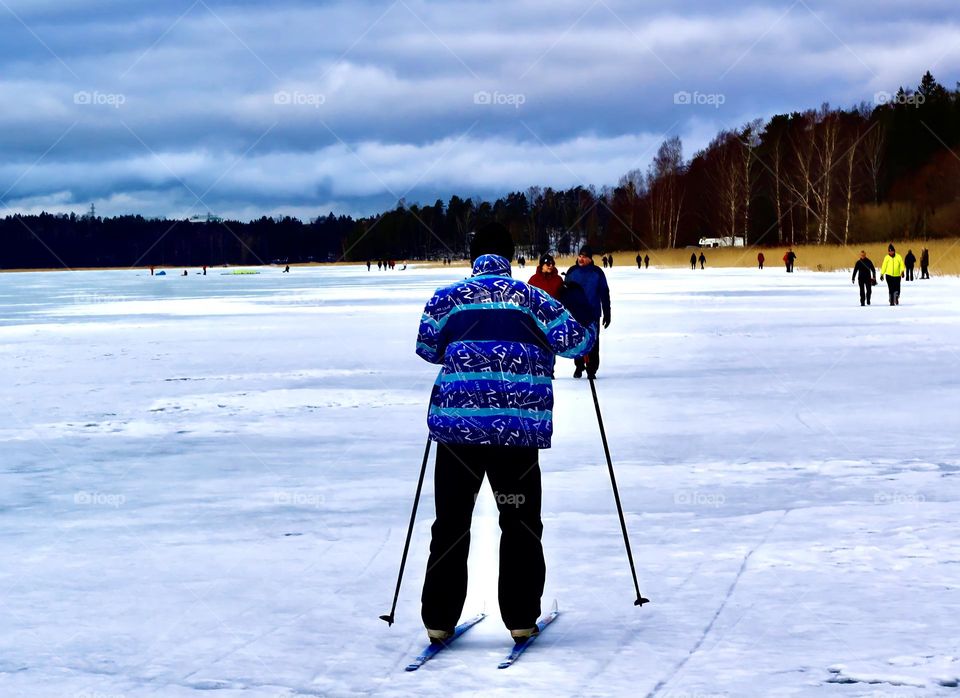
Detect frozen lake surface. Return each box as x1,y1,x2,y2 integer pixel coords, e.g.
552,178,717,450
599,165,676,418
1,263,959,697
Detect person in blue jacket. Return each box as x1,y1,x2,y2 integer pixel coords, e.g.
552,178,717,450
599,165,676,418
564,245,610,379
415,223,595,645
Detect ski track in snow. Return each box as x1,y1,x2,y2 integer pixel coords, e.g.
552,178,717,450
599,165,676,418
3,265,960,696
644,509,790,698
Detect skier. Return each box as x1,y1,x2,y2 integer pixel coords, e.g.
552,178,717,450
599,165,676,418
851,250,877,306
528,253,563,299
415,223,595,645
880,243,905,306
904,250,916,281
757,252,765,269
690,252,697,269
920,248,930,279
699,252,706,269
565,245,610,379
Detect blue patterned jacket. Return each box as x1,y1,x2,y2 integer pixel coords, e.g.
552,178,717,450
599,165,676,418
416,254,596,448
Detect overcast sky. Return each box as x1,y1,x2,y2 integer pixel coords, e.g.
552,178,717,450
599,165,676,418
0,0,958,220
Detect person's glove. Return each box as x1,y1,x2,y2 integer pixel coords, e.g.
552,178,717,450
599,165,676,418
602,315,610,329
880,274,884,281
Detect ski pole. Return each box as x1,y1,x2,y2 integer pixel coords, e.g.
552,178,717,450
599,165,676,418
380,437,432,626
588,376,650,607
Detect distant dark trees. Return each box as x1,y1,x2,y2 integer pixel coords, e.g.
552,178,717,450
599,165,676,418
1,72,958,270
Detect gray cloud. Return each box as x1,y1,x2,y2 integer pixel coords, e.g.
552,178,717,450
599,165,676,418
0,0,958,219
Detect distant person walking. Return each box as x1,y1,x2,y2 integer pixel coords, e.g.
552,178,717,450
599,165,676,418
608,254,614,267
851,250,877,306
904,250,916,281
601,255,609,269
636,253,642,269
644,254,650,269
698,252,706,269
880,244,905,306
757,252,765,269
690,252,697,269
367,260,372,271
565,245,610,379
283,265,290,273
920,248,930,279
784,248,797,273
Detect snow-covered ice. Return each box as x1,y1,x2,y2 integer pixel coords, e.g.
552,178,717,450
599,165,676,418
1,263,959,697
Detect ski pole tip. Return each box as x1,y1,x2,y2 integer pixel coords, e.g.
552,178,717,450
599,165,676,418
634,597,650,607
379,614,395,626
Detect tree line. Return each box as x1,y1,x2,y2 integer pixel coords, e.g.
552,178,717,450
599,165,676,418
1,72,957,269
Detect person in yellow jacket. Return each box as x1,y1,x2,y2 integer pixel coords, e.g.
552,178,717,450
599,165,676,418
879,243,905,305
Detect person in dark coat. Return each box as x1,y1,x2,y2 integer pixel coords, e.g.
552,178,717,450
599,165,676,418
757,252,765,269
564,245,610,379
699,252,706,269
784,248,797,273
851,250,877,306
415,223,594,644
644,254,650,269
690,252,697,269
608,254,614,267
920,248,930,279
904,250,916,281
636,253,642,269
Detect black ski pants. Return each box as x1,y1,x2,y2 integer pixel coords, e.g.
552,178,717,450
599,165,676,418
421,443,544,631
858,279,872,305
906,265,915,281
574,331,601,377
886,276,901,305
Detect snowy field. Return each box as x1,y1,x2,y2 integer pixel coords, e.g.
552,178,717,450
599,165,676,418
1,263,959,698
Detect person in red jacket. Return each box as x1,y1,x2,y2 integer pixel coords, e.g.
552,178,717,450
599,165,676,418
528,253,563,299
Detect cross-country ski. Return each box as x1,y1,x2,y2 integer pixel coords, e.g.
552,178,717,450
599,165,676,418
404,613,487,671
498,601,560,669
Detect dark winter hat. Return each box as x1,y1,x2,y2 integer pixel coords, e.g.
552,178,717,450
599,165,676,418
539,253,555,267
578,244,593,258
888,243,895,252
470,222,514,262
